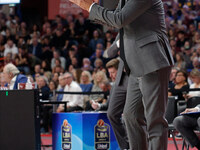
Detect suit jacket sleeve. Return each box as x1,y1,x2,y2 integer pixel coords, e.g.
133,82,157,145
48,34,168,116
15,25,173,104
89,0,151,29
99,100,109,111
103,34,119,58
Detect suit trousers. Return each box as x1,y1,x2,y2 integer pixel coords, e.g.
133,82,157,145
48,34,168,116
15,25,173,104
173,115,200,147
123,66,171,150
107,73,129,149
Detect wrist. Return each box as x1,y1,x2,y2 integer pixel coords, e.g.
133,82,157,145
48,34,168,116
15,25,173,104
89,3,95,12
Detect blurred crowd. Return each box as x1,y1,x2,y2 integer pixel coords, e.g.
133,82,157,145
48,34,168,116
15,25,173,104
1,0,200,132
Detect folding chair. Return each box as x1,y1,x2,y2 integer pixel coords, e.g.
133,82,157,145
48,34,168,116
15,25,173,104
166,96,179,150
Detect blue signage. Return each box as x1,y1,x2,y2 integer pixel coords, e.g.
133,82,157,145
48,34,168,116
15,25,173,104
52,112,120,150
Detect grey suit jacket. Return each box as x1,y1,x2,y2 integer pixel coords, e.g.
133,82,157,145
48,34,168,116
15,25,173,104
90,0,174,77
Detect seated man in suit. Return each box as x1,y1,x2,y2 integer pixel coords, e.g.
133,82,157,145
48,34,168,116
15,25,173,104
92,43,129,149
3,63,27,90
173,104,200,150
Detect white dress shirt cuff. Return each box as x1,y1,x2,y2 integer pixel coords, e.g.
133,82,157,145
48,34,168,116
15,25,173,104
116,40,120,48
195,106,200,112
103,50,108,58
89,3,96,12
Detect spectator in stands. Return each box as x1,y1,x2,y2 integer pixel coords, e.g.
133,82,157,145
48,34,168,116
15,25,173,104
75,12,87,40
57,74,66,102
192,57,200,70
89,29,104,52
71,56,79,69
17,27,31,43
42,26,53,40
193,31,200,46
186,69,200,98
17,37,25,48
169,67,180,89
3,63,27,90
51,50,66,70
52,58,64,74
188,23,196,38
48,80,58,100
71,68,82,83
168,70,189,100
30,24,40,38
176,30,186,46
104,30,114,48
41,60,51,74
81,58,93,72
51,72,60,86
4,52,14,65
37,75,51,133
57,72,84,112
90,48,104,66
5,28,15,42
37,75,50,100
93,58,106,73
173,104,200,150
14,44,30,74
98,81,111,103
32,64,42,80
85,71,108,110
51,29,65,50
183,41,193,69
0,34,5,59
80,70,93,92
41,37,53,62
28,36,42,59
174,52,187,70
168,28,176,41
4,39,18,59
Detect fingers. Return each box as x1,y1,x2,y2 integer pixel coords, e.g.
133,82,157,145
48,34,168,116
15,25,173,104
93,0,99,3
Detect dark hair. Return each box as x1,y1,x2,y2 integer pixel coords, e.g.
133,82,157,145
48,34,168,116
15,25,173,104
176,69,188,81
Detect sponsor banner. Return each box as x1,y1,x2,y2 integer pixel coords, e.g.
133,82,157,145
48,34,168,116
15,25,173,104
52,112,120,150
95,119,110,150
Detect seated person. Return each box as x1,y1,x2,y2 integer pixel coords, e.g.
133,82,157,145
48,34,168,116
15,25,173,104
169,67,180,89
56,74,66,102
85,71,108,110
57,72,84,112
92,58,120,111
79,70,93,92
186,69,200,98
168,69,189,100
37,75,50,100
3,63,27,89
173,104,200,150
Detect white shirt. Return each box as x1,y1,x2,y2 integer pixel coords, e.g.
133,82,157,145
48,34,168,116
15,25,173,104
4,44,18,58
9,75,17,90
61,81,84,108
89,3,95,12
51,57,66,70
188,84,200,97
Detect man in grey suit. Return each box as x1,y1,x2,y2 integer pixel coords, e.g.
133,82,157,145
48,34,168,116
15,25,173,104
69,0,174,149
92,41,129,149
173,105,200,149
